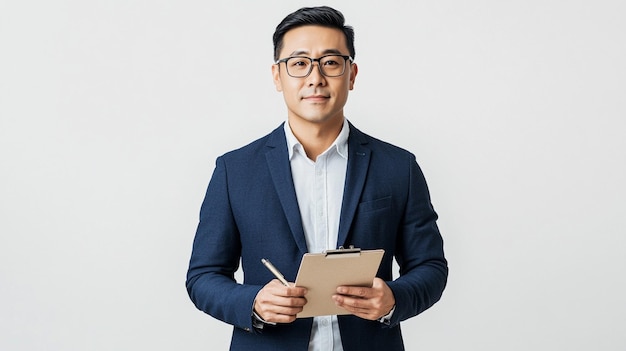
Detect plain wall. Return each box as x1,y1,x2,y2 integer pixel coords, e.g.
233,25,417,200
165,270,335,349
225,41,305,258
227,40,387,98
1,1,625,350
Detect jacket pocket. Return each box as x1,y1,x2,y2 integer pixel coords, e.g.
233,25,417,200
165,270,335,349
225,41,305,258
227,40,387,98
357,196,392,213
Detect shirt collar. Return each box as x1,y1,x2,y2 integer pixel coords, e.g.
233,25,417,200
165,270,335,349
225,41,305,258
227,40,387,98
284,119,350,160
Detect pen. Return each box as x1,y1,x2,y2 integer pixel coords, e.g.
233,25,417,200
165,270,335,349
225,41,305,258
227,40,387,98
261,258,290,286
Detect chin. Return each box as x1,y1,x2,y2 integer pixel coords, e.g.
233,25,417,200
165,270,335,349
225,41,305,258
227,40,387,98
303,116,337,125
300,112,342,123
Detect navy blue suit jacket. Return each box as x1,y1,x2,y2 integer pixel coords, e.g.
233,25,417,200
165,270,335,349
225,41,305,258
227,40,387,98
186,122,447,351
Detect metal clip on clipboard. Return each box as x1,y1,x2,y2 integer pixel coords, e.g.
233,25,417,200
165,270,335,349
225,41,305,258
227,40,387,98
324,245,361,257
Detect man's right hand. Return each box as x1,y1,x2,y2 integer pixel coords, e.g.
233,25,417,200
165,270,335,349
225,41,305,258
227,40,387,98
253,279,307,323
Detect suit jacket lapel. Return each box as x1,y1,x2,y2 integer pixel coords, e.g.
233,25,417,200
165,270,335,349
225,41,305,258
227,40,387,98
264,125,308,255
337,124,371,247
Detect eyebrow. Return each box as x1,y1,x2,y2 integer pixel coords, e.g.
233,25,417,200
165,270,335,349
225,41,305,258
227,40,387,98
288,49,345,57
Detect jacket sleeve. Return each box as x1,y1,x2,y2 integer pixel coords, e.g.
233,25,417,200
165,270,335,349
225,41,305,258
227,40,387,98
185,156,261,332
385,155,448,326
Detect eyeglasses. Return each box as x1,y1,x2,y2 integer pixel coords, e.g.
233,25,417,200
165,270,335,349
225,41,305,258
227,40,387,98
275,54,353,78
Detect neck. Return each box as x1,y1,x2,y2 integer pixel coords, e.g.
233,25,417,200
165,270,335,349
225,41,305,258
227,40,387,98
288,117,344,162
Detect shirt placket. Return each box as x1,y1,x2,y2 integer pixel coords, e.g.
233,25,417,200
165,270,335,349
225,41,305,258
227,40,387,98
313,153,333,350
313,154,328,253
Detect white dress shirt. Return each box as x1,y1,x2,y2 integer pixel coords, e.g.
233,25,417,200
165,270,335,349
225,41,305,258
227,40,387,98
284,119,349,351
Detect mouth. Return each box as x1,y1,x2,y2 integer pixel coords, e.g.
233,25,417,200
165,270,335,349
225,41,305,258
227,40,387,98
302,94,330,102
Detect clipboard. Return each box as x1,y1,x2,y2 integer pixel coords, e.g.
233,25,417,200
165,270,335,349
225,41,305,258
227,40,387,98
294,247,384,318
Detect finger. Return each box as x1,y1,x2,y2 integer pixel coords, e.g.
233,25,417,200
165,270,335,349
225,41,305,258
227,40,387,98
332,294,369,311
259,310,298,324
336,285,371,298
258,295,308,323
257,293,307,309
285,285,308,297
267,280,307,297
371,277,386,289
268,314,297,323
263,304,305,317
332,294,386,320
332,296,377,319
278,296,308,308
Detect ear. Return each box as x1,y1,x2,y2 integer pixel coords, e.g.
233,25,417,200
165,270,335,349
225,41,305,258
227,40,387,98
348,63,358,90
272,64,283,92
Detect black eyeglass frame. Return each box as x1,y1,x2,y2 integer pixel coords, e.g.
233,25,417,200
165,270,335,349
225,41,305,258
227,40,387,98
275,54,354,78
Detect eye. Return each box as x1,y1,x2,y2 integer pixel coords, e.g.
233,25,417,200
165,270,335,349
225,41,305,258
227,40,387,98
289,58,310,67
323,59,340,66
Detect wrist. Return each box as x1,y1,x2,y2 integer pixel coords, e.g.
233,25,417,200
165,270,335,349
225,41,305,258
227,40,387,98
252,309,277,328
377,305,395,325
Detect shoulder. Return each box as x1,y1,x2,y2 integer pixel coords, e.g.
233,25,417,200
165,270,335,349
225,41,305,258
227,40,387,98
219,123,286,162
349,123,416,161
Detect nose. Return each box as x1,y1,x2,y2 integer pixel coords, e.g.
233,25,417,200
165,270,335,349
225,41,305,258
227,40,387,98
306,61,327,86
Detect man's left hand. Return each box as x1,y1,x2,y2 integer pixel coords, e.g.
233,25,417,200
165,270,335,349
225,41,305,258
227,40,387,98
332,277,395,320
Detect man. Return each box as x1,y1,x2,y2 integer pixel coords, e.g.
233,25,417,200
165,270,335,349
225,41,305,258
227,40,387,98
186,6,447,351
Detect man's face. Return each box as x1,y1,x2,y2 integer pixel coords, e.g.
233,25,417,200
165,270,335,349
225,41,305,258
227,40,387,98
272,25,357,128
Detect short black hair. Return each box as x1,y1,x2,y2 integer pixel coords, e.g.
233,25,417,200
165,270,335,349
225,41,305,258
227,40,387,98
272,6,355,61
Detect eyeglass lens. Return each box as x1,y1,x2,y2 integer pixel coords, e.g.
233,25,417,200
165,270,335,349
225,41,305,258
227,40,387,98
286,55,347,77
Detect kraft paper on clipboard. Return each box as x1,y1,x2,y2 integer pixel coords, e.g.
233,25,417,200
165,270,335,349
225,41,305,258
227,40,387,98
294,248,384,318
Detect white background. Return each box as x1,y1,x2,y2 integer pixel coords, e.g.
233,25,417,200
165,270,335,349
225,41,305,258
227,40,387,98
1,1,625,350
